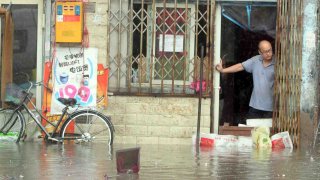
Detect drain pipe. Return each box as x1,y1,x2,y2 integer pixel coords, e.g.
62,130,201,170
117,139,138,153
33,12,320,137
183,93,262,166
213,4,221,134
196,45,205,148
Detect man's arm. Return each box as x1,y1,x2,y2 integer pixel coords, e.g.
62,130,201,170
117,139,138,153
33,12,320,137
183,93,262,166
215,63,244,73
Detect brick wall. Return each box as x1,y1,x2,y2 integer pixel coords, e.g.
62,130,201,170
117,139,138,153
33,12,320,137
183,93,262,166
105,96,211,145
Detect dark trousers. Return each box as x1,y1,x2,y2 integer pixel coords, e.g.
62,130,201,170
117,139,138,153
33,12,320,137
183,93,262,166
247,107,273,119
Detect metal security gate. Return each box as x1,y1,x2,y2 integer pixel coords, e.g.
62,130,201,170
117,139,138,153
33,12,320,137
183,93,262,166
273,0,303,146
107,0,215,97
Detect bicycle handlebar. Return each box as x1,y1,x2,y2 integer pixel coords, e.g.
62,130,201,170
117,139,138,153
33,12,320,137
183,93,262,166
14,72,52,94
26,81,52,94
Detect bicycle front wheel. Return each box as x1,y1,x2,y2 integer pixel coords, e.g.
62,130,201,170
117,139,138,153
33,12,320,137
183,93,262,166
0,109,25,143
60,109,114,145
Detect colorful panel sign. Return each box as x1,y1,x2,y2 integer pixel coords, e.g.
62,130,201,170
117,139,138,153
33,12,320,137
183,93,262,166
51,47,97,114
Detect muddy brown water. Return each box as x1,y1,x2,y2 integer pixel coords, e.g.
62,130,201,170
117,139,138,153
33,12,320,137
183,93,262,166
0,142,319,179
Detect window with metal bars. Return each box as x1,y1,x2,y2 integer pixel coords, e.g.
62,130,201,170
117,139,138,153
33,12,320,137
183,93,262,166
107,0,213,97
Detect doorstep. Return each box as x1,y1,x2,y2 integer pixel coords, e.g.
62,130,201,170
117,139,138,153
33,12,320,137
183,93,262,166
219,123,253,136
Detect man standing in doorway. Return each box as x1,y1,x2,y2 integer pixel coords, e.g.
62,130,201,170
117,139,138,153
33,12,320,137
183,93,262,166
215,40,275,119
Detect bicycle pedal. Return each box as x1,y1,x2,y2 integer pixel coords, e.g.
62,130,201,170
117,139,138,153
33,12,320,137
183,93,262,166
48,137,61,142
21,134,27,141
75,139,85,143
38,134,44,138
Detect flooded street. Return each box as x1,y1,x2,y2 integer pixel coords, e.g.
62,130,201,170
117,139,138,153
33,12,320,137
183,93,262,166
0,142,320,179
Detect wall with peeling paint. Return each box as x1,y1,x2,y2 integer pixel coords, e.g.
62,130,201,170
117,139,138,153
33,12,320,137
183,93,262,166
300,0,319,147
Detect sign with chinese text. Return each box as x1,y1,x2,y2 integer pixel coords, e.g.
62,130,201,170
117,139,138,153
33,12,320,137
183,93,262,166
51,47,97,114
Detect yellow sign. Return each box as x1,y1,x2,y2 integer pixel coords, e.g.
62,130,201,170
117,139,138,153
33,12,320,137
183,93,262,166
55,2,83,43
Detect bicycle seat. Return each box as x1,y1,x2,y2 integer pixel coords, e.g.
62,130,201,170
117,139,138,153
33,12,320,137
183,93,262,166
57,98,77,106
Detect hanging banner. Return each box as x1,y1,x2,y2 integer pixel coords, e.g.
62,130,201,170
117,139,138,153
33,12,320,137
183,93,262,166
96,64,109,108
51,47,98,114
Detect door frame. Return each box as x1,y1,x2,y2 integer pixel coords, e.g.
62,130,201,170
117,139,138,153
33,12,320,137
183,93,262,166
0,0,43,108
213,0,277,133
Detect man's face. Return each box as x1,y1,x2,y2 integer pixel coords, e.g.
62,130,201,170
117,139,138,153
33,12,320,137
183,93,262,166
259,43,273,61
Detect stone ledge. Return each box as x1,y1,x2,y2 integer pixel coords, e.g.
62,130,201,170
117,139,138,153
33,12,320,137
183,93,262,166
114,136,192,145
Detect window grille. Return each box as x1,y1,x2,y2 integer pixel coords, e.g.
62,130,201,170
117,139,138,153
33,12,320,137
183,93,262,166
107,0,214,97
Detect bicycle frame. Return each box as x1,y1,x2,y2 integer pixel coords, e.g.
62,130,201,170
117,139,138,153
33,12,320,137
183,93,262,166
21,94,72,140
2,77,115,144
0,108,24,134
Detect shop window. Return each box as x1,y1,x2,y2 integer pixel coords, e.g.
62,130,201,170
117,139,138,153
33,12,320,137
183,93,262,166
108,1,211,96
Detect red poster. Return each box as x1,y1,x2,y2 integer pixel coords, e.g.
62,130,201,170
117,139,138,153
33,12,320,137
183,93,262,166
97,64,108,107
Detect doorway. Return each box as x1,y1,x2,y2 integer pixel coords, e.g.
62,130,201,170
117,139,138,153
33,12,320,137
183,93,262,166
0,0,43,107
218,1,277,126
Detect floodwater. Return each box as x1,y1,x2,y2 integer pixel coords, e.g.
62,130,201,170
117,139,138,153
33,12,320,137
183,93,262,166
0,141,319,180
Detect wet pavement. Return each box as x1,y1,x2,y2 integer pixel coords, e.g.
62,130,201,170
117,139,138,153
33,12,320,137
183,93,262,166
0,141,320,179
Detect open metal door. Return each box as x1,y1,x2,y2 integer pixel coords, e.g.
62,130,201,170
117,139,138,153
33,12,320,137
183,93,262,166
273,0,303,147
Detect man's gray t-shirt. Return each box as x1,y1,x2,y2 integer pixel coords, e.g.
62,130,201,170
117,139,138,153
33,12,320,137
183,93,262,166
241,55,275,111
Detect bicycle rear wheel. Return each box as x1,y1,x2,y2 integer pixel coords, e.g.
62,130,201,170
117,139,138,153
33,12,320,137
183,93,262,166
60,109,114,145
0,109,25,142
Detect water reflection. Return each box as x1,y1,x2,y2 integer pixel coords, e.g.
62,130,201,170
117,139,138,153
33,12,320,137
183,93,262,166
0,142,319,179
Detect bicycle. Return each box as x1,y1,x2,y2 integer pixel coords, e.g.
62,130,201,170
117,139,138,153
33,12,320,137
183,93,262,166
0,73,115,145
